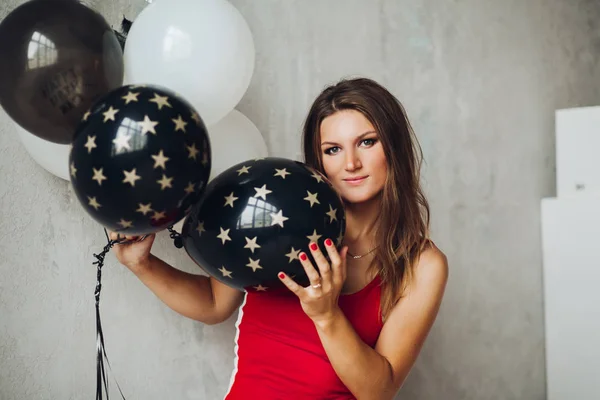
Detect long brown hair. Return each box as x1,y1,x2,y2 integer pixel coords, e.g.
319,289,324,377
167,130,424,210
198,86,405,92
301,77,431,321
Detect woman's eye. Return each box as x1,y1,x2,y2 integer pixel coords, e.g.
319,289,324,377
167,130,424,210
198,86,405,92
361,138,377,146
324,146,340,155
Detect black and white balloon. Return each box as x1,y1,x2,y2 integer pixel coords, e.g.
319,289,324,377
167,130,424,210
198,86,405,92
69,84,211,234
181,157,346,292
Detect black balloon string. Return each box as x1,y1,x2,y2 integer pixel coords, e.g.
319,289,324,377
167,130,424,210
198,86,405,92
91,228,128,400
167,225,183,248
90,227,182,399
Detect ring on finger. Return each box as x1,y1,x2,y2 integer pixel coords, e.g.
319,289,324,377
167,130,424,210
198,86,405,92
310,277,322,289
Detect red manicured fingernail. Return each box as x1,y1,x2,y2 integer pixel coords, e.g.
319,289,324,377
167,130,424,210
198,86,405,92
278,272,285,279
300,253,308,261
310,243,318,251
325,238,332,246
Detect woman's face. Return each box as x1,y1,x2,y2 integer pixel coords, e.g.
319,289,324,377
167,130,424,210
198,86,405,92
319,110,387,204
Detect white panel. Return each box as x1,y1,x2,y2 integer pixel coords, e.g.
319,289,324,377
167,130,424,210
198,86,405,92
555,107,600,197
541,195,600,400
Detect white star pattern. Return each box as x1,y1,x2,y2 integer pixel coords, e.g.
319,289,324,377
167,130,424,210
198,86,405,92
186,143,200,160
253,284,268,291
136,203,153,215
172,115,187,132
217,227,232,244
246,258,263,272
306,229,322,243
274,168,290,179
224,192,238,208
138,115,158,135
149,93,172,110
87,196,101,210
84,135,97,153
326,204,338,222
152,210,166,221
237,165,251,175
103,106,119,122
92,167,107,186
336,232,344,247
123,168,141,187
82,111,91,121
270,209,289,227
122,92,139,104
244,237,261,253
191,112,202,126
184,182,196,195
253,184,272,201
151,150,169,169
70,162,77,178
219,266,233,278
118,219,133,229
285,247,300,262
157,174,173,190
311,171,324,183
196,221,205,235
303,191,320,207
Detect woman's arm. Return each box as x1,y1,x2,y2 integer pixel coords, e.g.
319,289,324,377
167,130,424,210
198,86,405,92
109,232,244,325
132,254,245,325
314,247,449,399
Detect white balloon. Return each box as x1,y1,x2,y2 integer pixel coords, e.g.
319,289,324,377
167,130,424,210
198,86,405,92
207,109,268,180
14,124,70,181
123,0,255,126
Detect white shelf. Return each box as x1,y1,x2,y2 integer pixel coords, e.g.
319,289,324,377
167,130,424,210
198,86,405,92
541,194,600,400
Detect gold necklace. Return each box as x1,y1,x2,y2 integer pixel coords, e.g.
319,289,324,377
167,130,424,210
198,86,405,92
346,246,378,259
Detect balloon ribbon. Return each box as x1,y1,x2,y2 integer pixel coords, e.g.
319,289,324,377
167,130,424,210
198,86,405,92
91,229,127,400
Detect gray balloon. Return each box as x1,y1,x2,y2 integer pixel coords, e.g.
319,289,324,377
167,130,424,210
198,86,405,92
0,0,124,144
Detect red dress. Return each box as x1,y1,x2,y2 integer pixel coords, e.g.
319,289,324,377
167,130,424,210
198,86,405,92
224,275,383,399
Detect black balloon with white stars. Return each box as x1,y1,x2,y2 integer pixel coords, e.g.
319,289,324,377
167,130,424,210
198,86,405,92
69,84,211,235
181,157,346,292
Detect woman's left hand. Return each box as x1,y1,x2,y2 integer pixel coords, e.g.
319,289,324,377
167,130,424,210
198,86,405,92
278,238,349,324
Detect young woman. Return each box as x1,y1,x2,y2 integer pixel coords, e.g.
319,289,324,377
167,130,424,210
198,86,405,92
109,77,448,400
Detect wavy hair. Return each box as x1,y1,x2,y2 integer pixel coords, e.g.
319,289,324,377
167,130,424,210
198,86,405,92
301,77,431,320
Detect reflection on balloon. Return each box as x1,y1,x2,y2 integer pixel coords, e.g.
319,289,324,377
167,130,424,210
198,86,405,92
0,0,124,144
182,157,346,292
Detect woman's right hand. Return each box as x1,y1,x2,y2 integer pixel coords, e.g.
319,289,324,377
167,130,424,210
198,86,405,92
107,230,156,272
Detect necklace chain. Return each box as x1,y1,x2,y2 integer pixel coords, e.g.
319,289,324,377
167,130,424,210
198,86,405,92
346,246,378,259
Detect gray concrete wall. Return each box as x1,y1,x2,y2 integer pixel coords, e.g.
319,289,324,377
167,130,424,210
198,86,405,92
1,0,599,399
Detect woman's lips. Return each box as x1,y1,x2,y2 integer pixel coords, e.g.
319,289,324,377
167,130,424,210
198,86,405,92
343,175,368,185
